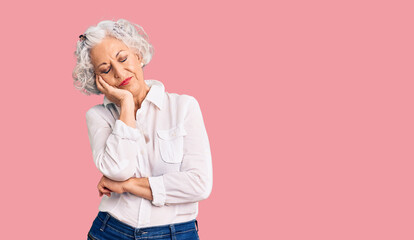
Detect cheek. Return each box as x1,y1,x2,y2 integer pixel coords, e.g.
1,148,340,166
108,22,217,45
129,62,139,71
102,76,117,87
127,59,140,71
129,66,141,76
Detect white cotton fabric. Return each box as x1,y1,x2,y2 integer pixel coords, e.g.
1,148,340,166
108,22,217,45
85,79,213,228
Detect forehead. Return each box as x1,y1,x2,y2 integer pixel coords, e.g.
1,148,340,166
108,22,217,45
90,37,129,65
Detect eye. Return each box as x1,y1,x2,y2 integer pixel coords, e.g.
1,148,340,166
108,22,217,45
103,67,111,74
101,57,127,74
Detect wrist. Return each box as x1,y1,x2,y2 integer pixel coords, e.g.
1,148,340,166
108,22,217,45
120,95,134,107
123,177,149,193
123,177,135,193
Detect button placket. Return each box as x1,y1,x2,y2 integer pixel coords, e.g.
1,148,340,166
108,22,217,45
136,119,150,143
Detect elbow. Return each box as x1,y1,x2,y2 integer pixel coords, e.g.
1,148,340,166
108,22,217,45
95,153,135,181
198,185,212,201
193,174,213,201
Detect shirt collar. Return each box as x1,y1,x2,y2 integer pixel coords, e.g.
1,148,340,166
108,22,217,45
103,79,165,110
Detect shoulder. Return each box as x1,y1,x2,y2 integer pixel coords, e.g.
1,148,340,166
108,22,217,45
85,104,114,124
163,92,204,124
85,104,105,118
165,91,198,108
164,91,201,115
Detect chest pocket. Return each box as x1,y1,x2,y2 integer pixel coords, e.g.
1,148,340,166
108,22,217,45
157,125,187,164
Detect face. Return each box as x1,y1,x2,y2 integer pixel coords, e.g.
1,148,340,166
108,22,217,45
90,36,145,95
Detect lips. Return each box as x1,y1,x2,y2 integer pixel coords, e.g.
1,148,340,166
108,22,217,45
119,77,132,86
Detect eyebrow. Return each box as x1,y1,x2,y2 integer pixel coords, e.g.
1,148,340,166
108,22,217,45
97,50,125,68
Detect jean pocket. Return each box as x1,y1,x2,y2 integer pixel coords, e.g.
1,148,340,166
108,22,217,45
87,232,98,240
157,125,187,164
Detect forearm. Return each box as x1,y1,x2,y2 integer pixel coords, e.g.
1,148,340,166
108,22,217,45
124,177,153,201
148,170,212,206
119,97,136,128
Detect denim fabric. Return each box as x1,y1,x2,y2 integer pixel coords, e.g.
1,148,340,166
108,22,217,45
87,211,200,240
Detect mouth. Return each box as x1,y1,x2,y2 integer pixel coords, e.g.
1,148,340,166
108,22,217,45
119,77,132,86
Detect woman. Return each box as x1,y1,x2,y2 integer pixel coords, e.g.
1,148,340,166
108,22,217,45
72,19,213,240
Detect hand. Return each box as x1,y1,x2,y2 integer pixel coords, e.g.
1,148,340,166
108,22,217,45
95,75,133,107
97,175,129,197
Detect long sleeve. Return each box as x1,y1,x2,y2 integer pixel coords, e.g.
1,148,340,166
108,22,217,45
148,97,213,206
86,107,143,181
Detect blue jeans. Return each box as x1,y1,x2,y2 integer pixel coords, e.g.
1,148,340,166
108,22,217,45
87,211,200,240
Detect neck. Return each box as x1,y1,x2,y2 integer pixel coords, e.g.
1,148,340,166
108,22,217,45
133,84,150,114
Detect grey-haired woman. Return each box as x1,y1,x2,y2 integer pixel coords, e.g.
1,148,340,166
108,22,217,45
73,19,212,240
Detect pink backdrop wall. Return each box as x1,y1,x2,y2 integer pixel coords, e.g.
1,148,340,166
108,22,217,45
1,0,413,239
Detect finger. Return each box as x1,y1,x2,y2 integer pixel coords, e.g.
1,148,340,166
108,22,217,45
95,75,105,92
99,75,109,90
98,75,111,89
98,75,112,93
100,182,112,193
100,187,111,193
99,189,111,197
98,189,111,195
97,184,110,194
97,181,112,197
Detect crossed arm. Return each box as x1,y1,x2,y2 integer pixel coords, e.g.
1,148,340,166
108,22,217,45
97,175,153,201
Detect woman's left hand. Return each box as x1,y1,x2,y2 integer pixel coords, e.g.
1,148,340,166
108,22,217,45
97,175,128,197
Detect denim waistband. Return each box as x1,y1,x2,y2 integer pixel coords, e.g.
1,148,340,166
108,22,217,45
96,211,198,238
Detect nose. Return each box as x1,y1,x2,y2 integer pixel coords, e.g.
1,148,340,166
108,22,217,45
112,63,123,79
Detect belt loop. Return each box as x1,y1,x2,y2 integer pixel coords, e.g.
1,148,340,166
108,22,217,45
169,224,177,240
100,212,111,232
195,219,199,232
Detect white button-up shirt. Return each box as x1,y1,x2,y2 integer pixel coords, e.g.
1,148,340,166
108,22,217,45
85,79,213,228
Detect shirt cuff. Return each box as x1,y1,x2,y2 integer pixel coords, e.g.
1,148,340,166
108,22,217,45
112,119,140,140
148,176,166,207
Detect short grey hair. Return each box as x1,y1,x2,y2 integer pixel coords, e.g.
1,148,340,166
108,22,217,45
72,19,154,95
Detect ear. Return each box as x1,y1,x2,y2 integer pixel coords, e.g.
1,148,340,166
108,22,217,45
135,52,143,61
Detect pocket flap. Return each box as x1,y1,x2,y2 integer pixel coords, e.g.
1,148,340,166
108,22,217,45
157,125,187,140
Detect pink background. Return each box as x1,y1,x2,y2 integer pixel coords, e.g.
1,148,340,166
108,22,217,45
1,0,413,239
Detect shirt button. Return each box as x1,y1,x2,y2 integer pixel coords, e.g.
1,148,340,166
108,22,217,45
141,150,145,155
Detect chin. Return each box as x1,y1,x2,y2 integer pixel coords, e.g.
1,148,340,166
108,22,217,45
127,85,138,94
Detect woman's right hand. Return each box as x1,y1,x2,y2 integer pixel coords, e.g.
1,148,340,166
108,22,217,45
96,75,133,107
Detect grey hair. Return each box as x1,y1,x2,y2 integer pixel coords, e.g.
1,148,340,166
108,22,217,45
72,19,154,95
